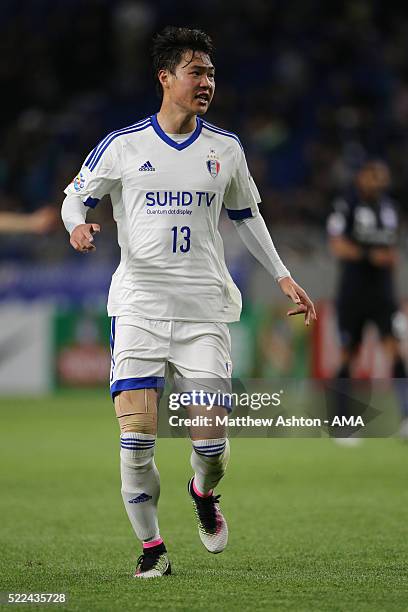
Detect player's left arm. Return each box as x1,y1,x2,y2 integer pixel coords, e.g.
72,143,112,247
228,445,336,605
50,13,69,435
276,274,317,325
369,200,400,268
233,215,316,325
368,246,398,267
224,143,316,325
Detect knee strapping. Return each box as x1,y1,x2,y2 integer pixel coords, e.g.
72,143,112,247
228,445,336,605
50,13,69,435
115,389,157,434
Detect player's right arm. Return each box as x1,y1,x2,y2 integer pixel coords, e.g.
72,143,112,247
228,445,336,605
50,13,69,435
326,198,364,261
61,135,121,252
329,235,364,261
61,193,100,252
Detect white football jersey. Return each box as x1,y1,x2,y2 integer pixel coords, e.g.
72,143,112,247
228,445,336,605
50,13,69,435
64,114,261,322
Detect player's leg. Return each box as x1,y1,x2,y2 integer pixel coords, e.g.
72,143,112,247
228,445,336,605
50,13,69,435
188,404,229,554
377,306,408,436
170,321,231,553
115,389,160,544
111,316,170,577
170,321,231,496
335,296,364,380
188,404,230,496
332,299,363,442
336,347,353,379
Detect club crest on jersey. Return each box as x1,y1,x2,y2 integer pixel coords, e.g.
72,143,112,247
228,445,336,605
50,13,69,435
206,149,220,178
73,172,85,192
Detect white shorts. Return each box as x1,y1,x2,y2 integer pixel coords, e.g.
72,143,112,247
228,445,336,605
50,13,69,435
110,316,233,408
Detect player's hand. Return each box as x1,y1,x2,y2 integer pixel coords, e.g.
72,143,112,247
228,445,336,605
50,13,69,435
368,247,398,268
278,276,317,326
70,223,100,252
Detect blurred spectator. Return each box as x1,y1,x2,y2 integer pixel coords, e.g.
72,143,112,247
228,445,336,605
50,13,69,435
1,1,408,258
0,206,58,234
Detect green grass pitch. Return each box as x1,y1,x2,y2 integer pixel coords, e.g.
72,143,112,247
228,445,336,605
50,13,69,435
1,391,407,611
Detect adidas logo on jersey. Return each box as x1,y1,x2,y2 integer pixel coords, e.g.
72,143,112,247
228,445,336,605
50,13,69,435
139,160,156,172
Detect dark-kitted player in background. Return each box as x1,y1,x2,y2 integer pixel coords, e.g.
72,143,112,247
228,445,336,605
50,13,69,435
327,160,408,438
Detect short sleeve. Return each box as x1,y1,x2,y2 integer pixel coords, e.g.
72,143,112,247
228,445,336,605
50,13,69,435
326,197,350,237
223,145,261,220
64,137,121,208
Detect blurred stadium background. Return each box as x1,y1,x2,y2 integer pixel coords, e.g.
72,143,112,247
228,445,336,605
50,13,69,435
1,3,408,610
2,0,408,392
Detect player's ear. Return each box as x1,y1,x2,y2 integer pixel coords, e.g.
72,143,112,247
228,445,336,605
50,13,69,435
158,69,170,91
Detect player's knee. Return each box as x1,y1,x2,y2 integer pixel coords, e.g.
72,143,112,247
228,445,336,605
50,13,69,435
114,389,157,435
192,438,230,475
120,432,156,472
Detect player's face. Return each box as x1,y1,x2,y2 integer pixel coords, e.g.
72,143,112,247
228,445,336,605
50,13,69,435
356,162,391,198
164,51,215,115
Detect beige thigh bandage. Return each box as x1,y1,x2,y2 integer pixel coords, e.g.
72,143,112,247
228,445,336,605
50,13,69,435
114,389,158,434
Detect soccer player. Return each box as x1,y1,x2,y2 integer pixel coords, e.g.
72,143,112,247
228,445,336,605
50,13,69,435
61,26,316,578
327,159,408,438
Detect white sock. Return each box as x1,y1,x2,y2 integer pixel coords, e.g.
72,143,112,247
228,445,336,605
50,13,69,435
120,433,160,543
190,438,230,495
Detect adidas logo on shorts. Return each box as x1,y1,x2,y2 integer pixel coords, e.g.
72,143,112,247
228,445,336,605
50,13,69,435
139,160,156,172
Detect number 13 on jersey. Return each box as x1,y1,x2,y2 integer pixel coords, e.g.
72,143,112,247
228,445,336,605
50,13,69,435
171,226,191,253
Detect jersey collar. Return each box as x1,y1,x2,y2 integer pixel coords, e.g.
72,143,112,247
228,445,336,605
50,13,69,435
151,113,202,151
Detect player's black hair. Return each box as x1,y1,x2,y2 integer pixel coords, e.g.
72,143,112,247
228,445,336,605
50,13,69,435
151,26,214,97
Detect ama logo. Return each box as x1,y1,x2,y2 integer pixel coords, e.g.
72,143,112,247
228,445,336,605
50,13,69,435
206,149,220,178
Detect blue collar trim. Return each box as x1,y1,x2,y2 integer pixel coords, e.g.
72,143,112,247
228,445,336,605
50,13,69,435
151,114,202,150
